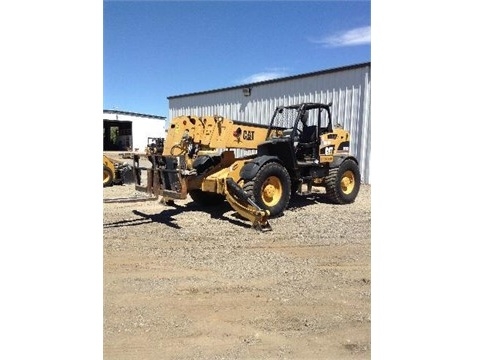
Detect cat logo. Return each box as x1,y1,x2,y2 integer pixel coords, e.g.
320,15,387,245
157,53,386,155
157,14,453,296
242,130,255,141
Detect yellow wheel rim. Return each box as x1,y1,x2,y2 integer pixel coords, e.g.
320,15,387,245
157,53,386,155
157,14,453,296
261,176,283,207
340,170,355,194
103,170,112,184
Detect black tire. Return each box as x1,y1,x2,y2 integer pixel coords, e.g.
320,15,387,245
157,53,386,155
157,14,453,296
325,159,361,204
189,189,225,206
243,162,291,217
103,166,114,187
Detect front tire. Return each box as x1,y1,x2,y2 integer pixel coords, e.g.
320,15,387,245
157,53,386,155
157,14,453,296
325,158,361,204
243,162,291,217
103,166,114,187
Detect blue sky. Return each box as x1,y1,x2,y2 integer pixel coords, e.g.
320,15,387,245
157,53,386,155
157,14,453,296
104,0,370,116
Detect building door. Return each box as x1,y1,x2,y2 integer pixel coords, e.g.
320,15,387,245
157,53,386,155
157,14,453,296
103,120,132,151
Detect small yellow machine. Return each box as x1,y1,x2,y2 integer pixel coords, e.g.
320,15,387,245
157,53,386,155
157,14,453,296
103,154,132,187
132,103,361,230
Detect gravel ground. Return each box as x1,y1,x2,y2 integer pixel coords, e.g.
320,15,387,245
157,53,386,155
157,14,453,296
103,161,371,360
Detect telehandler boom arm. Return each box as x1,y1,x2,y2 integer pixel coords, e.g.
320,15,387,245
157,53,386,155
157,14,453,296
163,115,282,156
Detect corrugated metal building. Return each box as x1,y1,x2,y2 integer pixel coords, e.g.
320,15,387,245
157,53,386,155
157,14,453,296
168,62,371,184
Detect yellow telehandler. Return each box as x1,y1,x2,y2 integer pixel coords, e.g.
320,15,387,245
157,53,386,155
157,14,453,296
130,102,361,231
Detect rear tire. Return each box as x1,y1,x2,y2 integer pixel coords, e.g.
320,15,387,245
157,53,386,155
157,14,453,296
325,159,361,204
103,166,114,187
243,162,291,217
189,189,225,206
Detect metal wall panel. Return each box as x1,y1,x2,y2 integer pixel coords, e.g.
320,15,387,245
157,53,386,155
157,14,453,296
168,64,371,183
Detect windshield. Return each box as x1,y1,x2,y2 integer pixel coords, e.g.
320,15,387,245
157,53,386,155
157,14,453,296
267,106,331,140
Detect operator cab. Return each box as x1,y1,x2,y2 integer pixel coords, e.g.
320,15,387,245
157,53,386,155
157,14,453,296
263,103,334,167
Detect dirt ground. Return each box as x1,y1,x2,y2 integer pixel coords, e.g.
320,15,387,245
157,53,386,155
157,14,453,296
103,161,371,359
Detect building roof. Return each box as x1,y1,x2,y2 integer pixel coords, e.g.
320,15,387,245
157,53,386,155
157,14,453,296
168,61,370,100
103,109,166,120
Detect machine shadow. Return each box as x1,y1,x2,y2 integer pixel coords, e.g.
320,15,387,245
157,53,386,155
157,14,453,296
103,192,333,230
103,200,253,230
286,192,332,211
